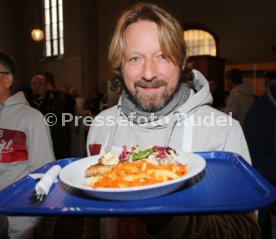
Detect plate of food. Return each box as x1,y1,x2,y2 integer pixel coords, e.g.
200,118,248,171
59,145,206,200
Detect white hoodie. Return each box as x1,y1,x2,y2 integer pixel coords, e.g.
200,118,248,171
0,91,55,190
86,70,254,239
0,91,55,239
224,82,255,126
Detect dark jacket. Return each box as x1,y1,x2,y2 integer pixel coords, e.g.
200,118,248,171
243,82,276,185
29,91,71,159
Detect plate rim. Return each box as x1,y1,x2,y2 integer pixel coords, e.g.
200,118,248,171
59,150,206,193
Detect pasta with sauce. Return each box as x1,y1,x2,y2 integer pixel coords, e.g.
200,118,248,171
85,146,188,188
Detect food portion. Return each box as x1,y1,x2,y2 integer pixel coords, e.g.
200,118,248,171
85,145,188,188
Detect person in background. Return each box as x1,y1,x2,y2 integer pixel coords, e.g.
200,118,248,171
243,72,276,239
86,3,260,239
224,68,255,126
0,50,55,238
44,72,76,116
29,74,71,159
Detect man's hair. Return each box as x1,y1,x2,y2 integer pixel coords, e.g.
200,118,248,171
226,68,243,85
32,74,47,84
108,3,194,91
0,50,16,76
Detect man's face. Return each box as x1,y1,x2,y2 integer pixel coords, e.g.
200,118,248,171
31,76,47,97
121,20,182,112
0,66,12,103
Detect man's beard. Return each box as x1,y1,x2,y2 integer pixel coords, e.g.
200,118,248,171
123,79,181,112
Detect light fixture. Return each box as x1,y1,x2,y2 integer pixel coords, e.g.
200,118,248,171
31,0,45,42
31,28,44,42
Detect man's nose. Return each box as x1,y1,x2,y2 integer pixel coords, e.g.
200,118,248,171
142,59,157,81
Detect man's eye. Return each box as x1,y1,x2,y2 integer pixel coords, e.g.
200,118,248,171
129,57,140,63
158,54,167,61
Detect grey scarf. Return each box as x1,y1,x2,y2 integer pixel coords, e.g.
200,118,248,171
121,83,191,124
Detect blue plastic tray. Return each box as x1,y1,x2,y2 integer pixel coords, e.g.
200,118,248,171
0,151,275,216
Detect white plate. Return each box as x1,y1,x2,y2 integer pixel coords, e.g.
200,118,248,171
59,151,206,201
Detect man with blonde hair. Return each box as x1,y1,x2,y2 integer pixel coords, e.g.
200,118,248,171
87,3,260,238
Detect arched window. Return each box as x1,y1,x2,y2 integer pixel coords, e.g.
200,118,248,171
184,29,217,56
43,0,64,57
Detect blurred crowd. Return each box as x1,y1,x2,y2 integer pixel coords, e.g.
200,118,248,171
18,72,108,159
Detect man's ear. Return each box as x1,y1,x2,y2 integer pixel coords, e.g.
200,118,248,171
4,74,13,89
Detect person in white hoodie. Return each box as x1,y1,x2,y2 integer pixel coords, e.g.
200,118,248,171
224,68,255,126
86,3,260,239
0,50,55,239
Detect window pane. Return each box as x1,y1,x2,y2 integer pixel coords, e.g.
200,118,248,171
46,40,52,56
44,0,49,9
52,23,58,39
194,46,199,55
45,11,49,25
51,5,57,23
45,25,51,40
45,9,50,24
59,22,63,38
51,0,57,7
60,38,64,54
53,40,58,55
183,29,216,56
199,45,204,55
58,2,63,21
43,0,64,57
211,44,216,56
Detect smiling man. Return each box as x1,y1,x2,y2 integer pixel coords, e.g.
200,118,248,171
86,3,260,239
